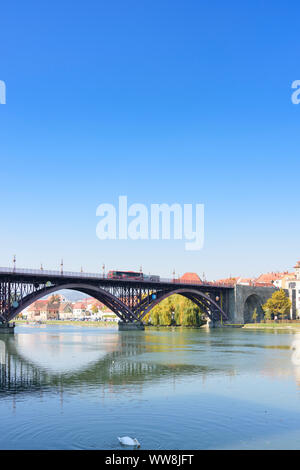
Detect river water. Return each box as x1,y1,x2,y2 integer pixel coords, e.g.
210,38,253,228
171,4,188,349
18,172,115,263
0,324,300,450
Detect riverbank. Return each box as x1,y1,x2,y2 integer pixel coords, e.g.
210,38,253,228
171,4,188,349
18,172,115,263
15,319,300,331
14,319,118,328
15,320,207,329
243,322,300,331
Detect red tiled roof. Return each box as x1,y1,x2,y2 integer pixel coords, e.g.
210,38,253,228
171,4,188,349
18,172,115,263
255,272,288,284
180,272,202,282
58,302,72,312
237,278,255,284
73,301,86,309
215,277,239,285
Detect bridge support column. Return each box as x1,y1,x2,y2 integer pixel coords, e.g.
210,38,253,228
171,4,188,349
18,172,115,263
207,320,223,328
0,322,15,334
118,322,145,331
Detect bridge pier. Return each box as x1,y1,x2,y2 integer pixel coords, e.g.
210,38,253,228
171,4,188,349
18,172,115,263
118,322,145,331
0,322,15,334
206,319,223,328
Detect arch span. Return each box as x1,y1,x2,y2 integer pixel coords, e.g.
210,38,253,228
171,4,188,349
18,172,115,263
8,283,140,323
136,288,228,322
243,294,264,323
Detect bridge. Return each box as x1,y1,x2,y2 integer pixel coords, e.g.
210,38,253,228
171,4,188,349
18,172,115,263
0,267,277,330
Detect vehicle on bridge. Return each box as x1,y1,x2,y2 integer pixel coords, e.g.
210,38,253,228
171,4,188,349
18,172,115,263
143,274,160,282
107,270,160,282
107,270,143,280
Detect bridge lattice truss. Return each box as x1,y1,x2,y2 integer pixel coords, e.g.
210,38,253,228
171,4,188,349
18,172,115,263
0,274,230,324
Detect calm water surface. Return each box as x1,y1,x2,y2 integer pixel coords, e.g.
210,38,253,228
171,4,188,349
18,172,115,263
1,324,300,449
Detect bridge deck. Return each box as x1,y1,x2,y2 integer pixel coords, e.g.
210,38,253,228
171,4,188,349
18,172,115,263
0,266,234,289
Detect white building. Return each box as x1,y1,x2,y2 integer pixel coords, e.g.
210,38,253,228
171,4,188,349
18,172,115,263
72,301,87,319
285,261,300,319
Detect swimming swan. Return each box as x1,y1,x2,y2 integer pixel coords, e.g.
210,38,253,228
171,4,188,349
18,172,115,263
118,436,141,447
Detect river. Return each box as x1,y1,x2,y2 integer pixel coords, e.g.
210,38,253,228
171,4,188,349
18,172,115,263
0,324,300,449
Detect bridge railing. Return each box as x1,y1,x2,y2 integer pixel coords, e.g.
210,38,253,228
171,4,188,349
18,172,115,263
159,277,235,288
0,266,102,278
0,266,235,288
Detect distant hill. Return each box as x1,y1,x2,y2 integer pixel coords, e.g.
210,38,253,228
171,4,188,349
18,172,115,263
59,289,89,301
40,289,89,302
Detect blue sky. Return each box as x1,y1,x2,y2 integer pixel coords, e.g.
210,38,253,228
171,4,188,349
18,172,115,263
0,0,300,279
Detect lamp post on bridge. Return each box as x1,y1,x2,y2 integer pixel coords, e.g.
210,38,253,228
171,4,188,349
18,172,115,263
60,259,63,275
13,255,16,272
102,264,105,278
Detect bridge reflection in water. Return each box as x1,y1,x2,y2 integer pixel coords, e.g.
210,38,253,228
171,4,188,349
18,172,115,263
0,328,234,397
2,326,299,402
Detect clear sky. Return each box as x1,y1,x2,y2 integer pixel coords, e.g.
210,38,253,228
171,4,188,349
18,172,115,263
0,0,300,280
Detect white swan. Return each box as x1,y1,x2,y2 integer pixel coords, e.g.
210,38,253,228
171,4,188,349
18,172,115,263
118,436,141,448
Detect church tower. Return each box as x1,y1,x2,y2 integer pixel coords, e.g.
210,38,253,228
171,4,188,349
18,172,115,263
294,261,300,280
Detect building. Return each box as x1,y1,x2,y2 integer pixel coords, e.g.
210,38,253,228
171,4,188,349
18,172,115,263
72,301,87,319
236,277,256,286
98,310,119,322
27,299,48,321
255,272,289,287
58,302,73,320
84,298,106,314
285,261,300,319
47,301,60,320
280,273,297,289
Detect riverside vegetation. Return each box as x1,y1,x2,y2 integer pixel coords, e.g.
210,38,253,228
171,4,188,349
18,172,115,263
143,295,206,327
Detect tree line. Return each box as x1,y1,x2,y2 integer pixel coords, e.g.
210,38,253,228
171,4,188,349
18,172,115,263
143,295,207,327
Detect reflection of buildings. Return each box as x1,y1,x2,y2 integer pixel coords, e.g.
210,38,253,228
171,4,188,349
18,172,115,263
260,362,300,390
258,334,300,387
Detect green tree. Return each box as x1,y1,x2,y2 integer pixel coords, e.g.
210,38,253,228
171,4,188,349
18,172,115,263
91,305,98,314
263,289,291,321
151,310,160,326
144,294,206,327
263,308,272,322
160,310,172,326
181,306,198,326
252,308,258,323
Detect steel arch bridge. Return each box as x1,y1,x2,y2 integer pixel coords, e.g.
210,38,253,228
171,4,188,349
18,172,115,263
0,267,233,326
